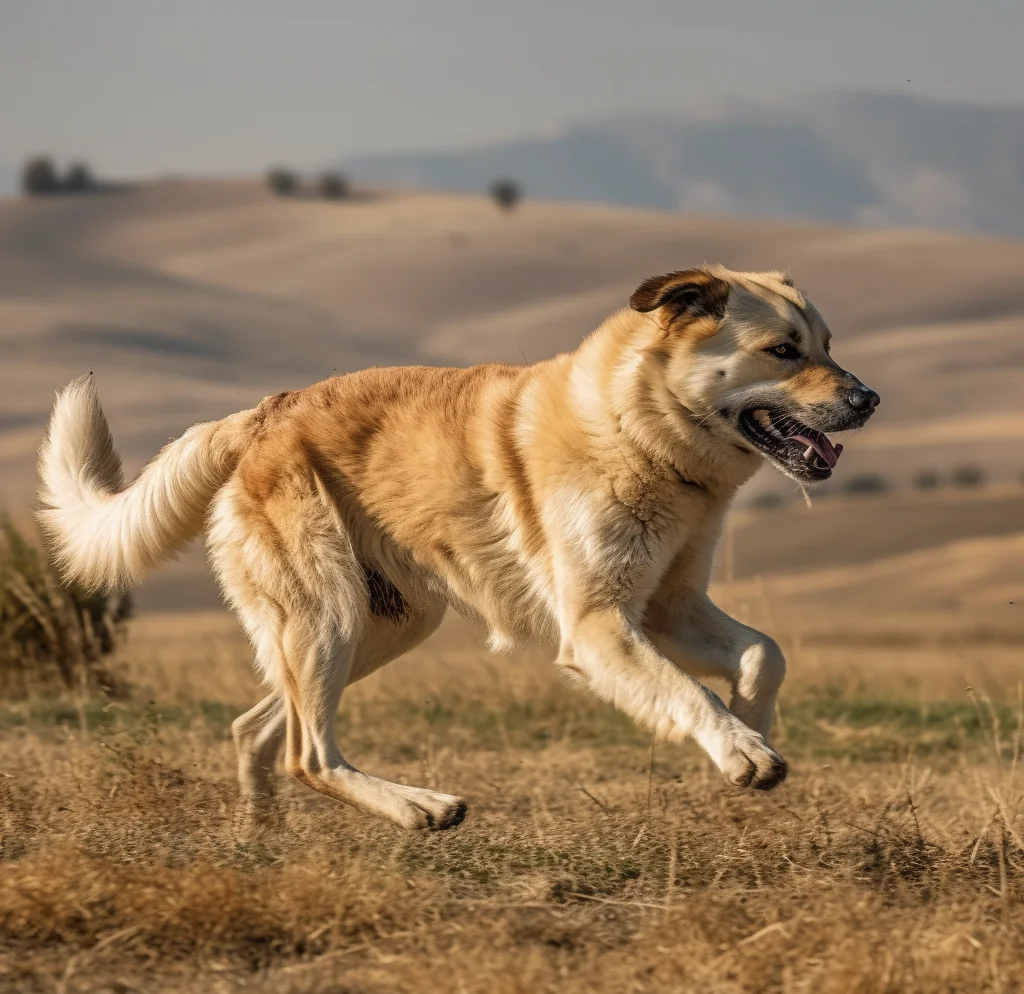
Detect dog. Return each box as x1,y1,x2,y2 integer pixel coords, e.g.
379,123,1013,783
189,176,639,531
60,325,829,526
37,265,878,830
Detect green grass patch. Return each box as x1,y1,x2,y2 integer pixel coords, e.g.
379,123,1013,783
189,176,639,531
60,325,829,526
5,690,1018,765
780,692,1020,762
339,695,650,758
0,697,238,739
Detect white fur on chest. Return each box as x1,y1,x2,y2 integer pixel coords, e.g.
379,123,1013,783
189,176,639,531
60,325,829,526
547,479,713,618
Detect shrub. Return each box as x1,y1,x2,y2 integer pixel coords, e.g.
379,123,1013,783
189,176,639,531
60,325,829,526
490,178,522,212
0,516,131,699
843,473,889,495
951,465,985,488
913,470,940,491
21,156,60,196
64,161,94,193
751,492,784,510
319,172,349,199
267,167,299,196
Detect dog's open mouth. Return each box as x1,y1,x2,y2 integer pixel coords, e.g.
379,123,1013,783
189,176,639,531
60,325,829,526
738,408,843,482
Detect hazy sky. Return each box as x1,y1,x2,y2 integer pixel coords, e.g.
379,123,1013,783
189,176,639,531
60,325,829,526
2,0,1022,175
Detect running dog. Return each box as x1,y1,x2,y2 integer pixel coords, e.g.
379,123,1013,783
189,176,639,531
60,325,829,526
37,266,879,829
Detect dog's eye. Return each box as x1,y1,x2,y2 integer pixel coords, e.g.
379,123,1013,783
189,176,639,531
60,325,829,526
765,342,802,361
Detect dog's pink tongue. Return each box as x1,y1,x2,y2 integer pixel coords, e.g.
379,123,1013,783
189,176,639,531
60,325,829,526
791,432,843,469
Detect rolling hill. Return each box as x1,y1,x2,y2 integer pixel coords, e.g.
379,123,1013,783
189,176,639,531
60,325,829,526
1,179,1022,613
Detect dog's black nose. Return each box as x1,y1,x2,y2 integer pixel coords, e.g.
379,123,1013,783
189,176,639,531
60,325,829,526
846,387,880,413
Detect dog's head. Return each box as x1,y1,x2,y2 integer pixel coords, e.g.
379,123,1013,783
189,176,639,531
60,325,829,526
630,265,879,485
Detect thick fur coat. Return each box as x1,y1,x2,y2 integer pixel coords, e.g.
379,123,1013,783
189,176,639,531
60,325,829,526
38,266,878,829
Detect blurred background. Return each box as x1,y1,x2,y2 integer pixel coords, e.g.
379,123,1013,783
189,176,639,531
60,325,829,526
1,0,1022,624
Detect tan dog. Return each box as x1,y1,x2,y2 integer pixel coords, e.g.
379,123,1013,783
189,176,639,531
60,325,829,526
38,266,878,830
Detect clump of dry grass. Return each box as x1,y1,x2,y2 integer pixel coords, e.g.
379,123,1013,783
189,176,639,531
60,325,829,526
0,625,1022,994
3,850,423,979
0,516,131,699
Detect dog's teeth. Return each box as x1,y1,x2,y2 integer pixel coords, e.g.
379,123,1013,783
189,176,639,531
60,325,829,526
803,445,815,462
755,410,773,430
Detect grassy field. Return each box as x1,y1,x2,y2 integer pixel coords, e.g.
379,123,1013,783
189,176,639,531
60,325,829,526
2,602,1022,994
3,180,1024,991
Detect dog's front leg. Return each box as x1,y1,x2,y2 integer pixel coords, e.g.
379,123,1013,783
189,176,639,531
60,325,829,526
645,593,786,741
559,607,787,790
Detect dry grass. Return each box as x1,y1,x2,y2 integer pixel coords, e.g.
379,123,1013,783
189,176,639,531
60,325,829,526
1,610,1022,994
0,517,131,700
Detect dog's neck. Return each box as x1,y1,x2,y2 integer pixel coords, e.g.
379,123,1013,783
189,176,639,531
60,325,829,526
566,309,761,498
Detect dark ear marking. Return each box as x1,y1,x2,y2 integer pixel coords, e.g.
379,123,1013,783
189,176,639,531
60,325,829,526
630,268,730,321
780,274,795,287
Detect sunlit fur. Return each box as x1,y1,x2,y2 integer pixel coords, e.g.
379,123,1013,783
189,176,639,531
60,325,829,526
37,266,868,830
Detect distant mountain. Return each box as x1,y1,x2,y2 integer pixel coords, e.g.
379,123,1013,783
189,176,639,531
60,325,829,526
344,92,1024,237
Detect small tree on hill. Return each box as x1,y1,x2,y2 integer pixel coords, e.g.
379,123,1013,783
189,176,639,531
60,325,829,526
751,492,784,510
319,172,349,200
490,178,522,212
21,156,60,196
64,162,94,193
844,473,889,496
267,167,299,197
951,465,985,488
913,470,940,491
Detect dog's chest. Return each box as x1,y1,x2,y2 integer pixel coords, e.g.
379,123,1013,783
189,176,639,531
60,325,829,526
585,468,716,606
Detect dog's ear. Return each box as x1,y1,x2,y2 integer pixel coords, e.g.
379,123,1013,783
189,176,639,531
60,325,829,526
630,269,730,321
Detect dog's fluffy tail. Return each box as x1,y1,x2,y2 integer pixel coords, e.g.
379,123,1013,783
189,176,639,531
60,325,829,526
37,374,255,591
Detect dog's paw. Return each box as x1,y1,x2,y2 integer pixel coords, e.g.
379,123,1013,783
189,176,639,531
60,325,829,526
420,795,468,831
392,787,469,831
718,730,788,791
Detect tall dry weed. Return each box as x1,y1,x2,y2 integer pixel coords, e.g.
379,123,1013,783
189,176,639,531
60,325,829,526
0,515,131,699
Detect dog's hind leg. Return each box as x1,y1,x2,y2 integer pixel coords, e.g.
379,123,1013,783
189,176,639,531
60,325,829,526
232,692,286,803
210,465,464,830
280,614,467,830
230,691,286,836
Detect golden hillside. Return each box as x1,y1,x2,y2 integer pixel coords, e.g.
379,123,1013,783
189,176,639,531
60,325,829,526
2,180,1022,613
